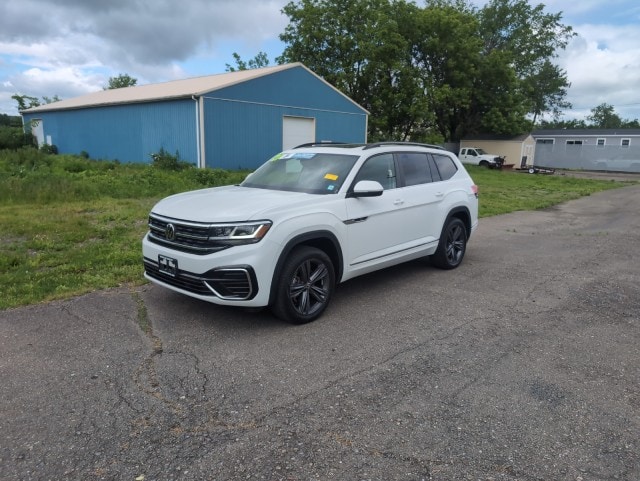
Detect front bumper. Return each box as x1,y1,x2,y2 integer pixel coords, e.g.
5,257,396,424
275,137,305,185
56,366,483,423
142,233,279,307
143,258,258,300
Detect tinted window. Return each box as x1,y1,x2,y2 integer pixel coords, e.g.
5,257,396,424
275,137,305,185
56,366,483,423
397,153,432,186
432,154,458,181
353,153,396,190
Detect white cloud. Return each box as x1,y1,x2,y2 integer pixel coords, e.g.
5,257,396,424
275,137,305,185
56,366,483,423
0,0,290,114
557,23,640,120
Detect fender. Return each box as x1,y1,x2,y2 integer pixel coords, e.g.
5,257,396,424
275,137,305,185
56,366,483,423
268,230,344,306
442,206,472,239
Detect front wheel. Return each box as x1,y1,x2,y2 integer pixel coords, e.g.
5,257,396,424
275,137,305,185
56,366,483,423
271,246,335,324
431,218,467,269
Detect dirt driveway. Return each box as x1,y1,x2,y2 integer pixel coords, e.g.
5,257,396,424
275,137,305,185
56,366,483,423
1,185,639,480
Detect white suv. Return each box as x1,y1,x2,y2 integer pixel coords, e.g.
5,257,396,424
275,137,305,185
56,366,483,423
142,142,478,323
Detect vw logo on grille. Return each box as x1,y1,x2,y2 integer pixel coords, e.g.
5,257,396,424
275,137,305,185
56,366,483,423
165,223,176,241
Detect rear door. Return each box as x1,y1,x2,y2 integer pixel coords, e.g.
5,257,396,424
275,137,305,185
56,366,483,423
394,152,443,242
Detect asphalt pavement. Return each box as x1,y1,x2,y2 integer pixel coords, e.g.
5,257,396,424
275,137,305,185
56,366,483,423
1,184,639,481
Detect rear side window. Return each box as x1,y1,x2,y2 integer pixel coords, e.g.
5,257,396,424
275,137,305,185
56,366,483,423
431,154,458,181
397,152,433,186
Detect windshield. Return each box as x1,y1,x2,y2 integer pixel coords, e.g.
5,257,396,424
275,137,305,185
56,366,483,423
241,152,359,194
475,148,487,155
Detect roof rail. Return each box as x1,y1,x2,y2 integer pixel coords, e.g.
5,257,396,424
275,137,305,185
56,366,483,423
293,141,351,149
363,141,445,150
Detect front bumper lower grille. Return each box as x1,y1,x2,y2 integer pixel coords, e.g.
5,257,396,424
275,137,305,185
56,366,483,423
144,258,258,300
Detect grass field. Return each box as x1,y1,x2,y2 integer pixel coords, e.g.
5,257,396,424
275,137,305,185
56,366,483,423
0,148,635,310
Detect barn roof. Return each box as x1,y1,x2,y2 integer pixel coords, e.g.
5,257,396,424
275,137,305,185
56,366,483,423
22,63,367,114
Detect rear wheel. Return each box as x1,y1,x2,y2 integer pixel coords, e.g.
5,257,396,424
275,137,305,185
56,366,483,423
271,246,335,324
431,218,467,269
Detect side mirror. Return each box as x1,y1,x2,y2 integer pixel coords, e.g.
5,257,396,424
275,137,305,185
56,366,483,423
347,180,384,198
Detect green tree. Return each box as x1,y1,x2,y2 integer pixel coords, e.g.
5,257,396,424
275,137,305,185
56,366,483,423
477,0,574,126
225,51,270,71
11,94,62,111
587,103,623,129
521,60,571,125
537,118,587,129
279,0,428,140
11,94,41,110
41,95,62,104
411,4,483,141
279,0,574,141
104,73,137,90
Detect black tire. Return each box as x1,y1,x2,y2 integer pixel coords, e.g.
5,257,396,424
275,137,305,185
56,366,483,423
479,160,489,168
271,246,335,324
431,218,467,269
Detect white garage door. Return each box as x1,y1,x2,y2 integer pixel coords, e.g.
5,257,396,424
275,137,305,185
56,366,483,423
282,116,315,150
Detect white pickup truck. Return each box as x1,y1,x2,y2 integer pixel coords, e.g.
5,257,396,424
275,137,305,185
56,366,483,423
458,147,505,169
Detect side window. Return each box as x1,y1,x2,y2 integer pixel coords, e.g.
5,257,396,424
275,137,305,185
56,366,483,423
353,153,396,190
431,154,458,181
397,152,432,186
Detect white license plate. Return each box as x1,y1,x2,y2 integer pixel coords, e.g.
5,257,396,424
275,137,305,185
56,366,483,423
158,255,178,277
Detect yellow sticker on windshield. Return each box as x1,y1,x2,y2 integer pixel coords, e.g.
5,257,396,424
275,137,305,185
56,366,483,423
324,173,339,181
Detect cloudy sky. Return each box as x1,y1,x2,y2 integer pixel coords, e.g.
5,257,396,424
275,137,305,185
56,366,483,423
1,0,639,122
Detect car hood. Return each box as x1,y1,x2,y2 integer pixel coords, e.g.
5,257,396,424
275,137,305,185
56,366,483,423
151,185,326,222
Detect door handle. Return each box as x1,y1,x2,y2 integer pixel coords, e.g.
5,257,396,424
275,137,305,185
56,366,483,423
435,192,444,198
393,199,404,206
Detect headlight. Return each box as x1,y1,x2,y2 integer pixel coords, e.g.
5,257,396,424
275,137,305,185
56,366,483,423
208,221,272,245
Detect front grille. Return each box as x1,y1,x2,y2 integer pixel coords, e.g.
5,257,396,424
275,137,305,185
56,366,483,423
144,258,257,300
147,214,229,255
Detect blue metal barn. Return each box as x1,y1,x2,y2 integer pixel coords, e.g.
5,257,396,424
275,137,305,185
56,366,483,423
21,63,369,170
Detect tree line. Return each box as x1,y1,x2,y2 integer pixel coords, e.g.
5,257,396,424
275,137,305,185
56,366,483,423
277,0,575,142
231,0,638,140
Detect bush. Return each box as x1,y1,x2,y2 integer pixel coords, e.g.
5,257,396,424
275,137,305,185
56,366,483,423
40,143,58,154
186,167,249,186
150,147,191,171
0,126,35,150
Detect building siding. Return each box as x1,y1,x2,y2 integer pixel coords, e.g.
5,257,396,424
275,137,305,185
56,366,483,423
204,74,367,169
23,99,198,164
209,66,364,114
532,131,640,172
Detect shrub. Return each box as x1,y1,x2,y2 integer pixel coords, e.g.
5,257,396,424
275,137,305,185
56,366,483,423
0,126,35,150
150,147,191,171
187,167,249,186
40,143,58,154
